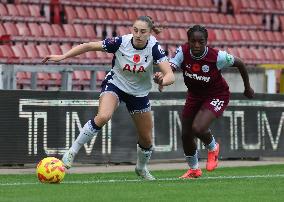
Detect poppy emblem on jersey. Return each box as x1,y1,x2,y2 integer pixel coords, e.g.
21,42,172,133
202,65,210,73
192,64,201,72
133,54,141,63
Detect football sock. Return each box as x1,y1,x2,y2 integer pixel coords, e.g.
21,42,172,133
136,143,153,170
70,119,101,154
185,150,199,169
206,136,217,151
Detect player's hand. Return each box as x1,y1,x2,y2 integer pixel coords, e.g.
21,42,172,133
244,86,254,99
153,72,163,85
42,55,65,63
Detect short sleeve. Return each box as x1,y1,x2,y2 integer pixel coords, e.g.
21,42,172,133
216,50,235,70
169,46,183,70
102,36,122,53
152,43,168,64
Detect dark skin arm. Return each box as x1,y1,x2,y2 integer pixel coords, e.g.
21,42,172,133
233,57,255,99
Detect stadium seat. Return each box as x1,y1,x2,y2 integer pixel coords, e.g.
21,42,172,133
11,44,28,59
36,44,50,58
64,6,77,22
40,23,55,37
16,4,29,17
63,24,77,38
28,23,43,37
28,5,41,17
6,4,19,17
84,25,97,39
16,23,31,36
73,24,87,38
126,9,137,21
0,3,8,16
48,44,62,55
52,24,65,38
3,22,19,36
24,44,40,58
75,7,88,19
85,7,97,20
0,23,7,36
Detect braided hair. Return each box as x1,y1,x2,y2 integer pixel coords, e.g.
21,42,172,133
136,16,163,35
187,25,208,41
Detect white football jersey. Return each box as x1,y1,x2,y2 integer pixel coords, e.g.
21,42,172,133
102,34,167,97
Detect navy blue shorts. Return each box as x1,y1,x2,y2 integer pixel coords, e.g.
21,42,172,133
100,83,151,114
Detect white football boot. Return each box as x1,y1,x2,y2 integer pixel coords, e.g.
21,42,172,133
62,149,76,169
135,167,156,180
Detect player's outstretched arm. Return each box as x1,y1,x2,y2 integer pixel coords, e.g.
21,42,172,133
42,41,104,63
233,57,255,99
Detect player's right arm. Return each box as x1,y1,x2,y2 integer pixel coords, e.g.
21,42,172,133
42,41,104,63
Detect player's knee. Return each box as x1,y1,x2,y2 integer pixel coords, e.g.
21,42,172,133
191,124,207,137
97,113,112,125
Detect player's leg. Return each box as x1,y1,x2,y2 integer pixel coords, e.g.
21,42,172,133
125,94,155,180
180,94,203,178
192,94,230,171
131,111,155,180
62,84,119,169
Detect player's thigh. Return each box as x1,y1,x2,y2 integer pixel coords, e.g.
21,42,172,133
192,108,216,133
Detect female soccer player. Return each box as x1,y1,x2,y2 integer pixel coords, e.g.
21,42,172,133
169,25,254,178
42,16,175,180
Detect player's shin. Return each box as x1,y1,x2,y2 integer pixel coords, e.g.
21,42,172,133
62,119,101,169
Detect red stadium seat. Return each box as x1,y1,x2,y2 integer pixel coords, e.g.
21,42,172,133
0,3,8,16
28,5,41,17
85,7,97,20
36,44,50,58
73,24,87,38
40,23,55,37
24,44,40,58
105,8,117,20
48,44,62,55
201,13,212,24
94,8,105,20
115,9,128,21
64,6,77,22
126,9,137,21
0,23,6,36
52,24,65,38
28,23,43,37
214,29,226,41
16,4,29,17
75,7,88,19
62,24,77,38
6,4,19,17
16,23,31,36
11,44,28,59
3,22,19,35
84,25,97,39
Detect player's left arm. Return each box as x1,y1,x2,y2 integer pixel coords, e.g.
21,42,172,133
233,57,255,99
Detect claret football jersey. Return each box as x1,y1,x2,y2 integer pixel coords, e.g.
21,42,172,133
170,44,234,95
102,34,167,97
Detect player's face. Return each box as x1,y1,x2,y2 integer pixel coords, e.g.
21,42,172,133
188,31,207,57
132,20,151,48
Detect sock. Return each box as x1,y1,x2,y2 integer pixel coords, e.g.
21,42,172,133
70,119,101,154
185,150,199,169
206,136,217,151
136,144,153,170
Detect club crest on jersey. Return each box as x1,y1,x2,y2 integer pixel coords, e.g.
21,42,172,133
202,65,210,73
133,54,141,63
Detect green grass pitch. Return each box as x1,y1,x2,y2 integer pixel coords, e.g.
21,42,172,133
0,164,284,202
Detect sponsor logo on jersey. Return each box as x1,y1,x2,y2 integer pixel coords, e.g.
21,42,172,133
133,54,141,63
123,64,146,73
184,72,210,82
202,65,210,73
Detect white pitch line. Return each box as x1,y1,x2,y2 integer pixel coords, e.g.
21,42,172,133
1,174,284,186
